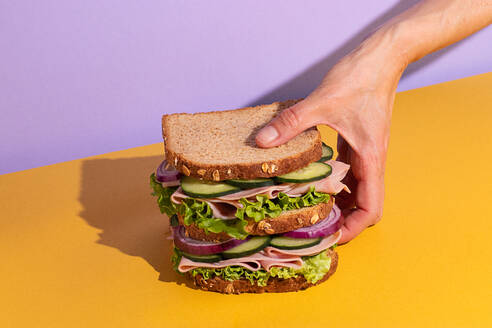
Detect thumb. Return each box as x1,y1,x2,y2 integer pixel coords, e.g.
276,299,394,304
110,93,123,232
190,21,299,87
255,100,318,148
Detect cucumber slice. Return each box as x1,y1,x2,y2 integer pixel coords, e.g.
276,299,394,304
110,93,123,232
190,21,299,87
270,236,322,250
179,249,223,263
222,236,271,259
226,178,274,189
274,162,332,183
319,143,334,162
181,176,240,198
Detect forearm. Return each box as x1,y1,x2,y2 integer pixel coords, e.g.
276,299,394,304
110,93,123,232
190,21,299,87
373,0,492,66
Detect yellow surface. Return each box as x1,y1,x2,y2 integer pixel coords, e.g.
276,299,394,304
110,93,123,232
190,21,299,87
1,73,492,328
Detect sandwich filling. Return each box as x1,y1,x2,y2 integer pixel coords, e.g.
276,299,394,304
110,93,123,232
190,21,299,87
173,229,341,286
151,159,350,239
174,247,337,286
151,146,350,289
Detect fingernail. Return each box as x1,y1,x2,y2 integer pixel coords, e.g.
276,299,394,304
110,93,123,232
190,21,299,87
257,126,279,145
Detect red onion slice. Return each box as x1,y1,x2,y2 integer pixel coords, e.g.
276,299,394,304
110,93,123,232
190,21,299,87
156,160,181,182
172,225,249,255
283,204,342,239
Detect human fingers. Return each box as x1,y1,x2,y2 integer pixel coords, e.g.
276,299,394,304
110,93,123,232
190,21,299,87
338,163,384,243
255,100,321,148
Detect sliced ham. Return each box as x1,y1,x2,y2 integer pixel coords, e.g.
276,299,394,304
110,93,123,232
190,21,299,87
284,160,350,196
177,230,341,273
216,184,292,200
170,187,190,204
168,160,350,219
264,229,342,257
205,201,238,219
171,187,241,219
316,160,350,194
178,255,262,272
260,257,303,271
178,251,303,273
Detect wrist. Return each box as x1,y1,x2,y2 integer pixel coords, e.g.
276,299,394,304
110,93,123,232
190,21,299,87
357,27,409,82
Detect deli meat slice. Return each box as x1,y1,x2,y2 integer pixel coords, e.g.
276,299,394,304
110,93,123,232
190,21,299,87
178,251,303,273
284,160,350,196
170,185,291,204
171,187,240,219
168,159,350,219
178,255,262,272
216,184,293,200
169,161,349,203
177,230,342,273
208,160,350,200
206,201,238,219
263,229,342,257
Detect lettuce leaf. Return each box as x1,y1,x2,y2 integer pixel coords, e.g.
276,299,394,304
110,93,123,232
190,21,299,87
171,248,183,274
150,173,178,216
235,186,330,222
235,195,283,222
300,250,333,283
150,173,331,239
269,266,298,280
278,186,331,210
189,266,271,287
244,270,270,287
187,250,333,286
179,198,249,239
149,173,249,239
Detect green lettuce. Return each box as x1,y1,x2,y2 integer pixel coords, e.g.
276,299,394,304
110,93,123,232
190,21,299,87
235,186,331,222
278,186,331,210
179,198,249,240
150,174,331,239
244,270,270,287
187,249,333,286
235,195,283,222
300,250,333,283
150,173,178,216
189,265,271,287
150,173,249,239
269,266,298,280
171,248,182,274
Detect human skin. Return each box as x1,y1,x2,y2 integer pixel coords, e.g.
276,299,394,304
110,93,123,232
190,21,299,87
256,0,492,243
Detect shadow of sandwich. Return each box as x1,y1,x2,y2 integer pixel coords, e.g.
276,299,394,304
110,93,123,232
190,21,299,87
78,155,194,288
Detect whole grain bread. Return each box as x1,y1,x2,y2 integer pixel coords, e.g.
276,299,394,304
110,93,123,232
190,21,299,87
178,199,334,242
162,100,322,181
188,250,338,294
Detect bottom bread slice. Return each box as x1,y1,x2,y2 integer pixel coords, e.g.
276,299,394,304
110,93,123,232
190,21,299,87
187,250,338,294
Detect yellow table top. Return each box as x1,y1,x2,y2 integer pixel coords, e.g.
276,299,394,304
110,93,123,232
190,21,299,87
1,73,491,328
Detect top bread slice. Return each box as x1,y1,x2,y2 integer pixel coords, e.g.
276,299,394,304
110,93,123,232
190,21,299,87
162,99,322,181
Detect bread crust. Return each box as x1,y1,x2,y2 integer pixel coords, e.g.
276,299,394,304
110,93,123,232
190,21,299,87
188,250,338,294
162,100,322,181
178,199,334,242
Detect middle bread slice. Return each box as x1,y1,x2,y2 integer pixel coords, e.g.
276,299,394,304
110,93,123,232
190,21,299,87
178,198,334,242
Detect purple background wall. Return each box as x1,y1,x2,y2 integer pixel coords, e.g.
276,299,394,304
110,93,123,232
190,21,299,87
1,0,491,175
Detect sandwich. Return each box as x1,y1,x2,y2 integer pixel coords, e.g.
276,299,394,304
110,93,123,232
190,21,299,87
150,99,350,294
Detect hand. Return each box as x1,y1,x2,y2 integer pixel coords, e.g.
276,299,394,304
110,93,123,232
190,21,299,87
255,40,405,243
255,0,490,243
254,0,491,242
